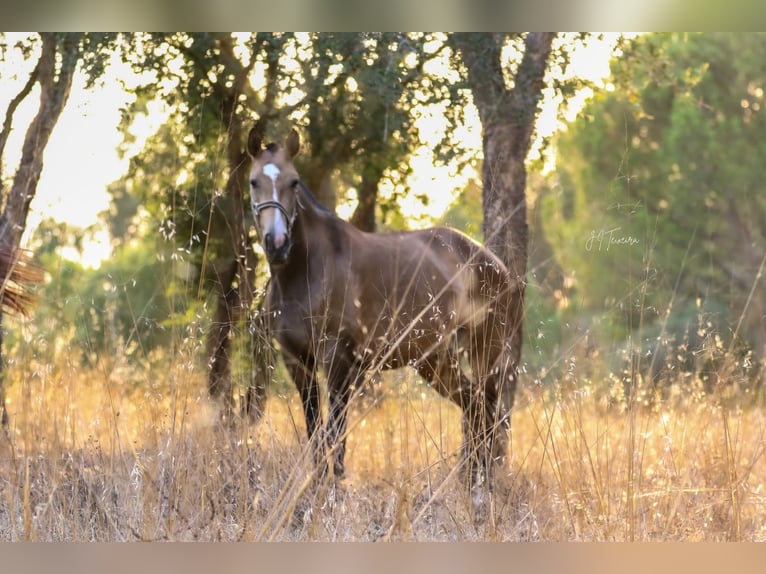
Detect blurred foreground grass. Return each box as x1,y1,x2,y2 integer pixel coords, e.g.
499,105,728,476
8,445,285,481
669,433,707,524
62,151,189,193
1,348,765,541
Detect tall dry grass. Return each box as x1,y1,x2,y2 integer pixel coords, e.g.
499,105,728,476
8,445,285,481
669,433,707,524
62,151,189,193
1,332,765,541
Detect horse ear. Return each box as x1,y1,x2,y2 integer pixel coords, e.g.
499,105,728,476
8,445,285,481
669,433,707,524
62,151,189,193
286,128,300,159
247,123,265,158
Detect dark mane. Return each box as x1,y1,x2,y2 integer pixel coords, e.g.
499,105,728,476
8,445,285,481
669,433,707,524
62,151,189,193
296,181,344,252
264,142,279,153
297,181,335,217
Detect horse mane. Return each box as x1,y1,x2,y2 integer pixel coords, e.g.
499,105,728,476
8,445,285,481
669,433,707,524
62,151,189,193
296,181,345,253
297,181,335,217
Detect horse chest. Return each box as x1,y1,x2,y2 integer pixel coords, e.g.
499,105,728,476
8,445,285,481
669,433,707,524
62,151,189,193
267,276,340,357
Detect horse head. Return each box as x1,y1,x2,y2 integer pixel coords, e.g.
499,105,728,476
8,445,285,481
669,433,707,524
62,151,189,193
247,125,302,266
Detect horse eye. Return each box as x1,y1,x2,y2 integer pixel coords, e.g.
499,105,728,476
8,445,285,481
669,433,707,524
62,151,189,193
250,178,259,189
290,179,300,189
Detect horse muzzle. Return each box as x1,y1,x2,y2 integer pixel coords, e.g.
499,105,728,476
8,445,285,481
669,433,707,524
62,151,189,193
264,232,291,266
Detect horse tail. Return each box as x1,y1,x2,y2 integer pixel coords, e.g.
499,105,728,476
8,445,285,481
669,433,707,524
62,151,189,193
0,244,43,316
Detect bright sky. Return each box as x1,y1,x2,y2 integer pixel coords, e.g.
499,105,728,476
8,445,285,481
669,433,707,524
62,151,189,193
1,35,144,266
25,68,133,265
1,33,622,268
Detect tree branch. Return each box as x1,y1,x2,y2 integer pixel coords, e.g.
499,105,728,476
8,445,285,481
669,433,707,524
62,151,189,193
451,33,507,126
2,33,79,247
508,32,555,150
0,60,40,185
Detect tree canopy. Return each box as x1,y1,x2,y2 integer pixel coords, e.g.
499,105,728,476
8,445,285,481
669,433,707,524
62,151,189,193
10,31,765,408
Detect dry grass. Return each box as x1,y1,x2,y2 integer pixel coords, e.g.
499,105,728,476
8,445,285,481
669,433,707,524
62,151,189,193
1,344,766,541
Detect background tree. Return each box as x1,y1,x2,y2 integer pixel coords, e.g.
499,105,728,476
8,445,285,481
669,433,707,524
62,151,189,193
295,33,467,231
113,33,471,415
543,33,766,368
15,217,174,377
0,32,115,425
450,32,557,391
117,32,290,419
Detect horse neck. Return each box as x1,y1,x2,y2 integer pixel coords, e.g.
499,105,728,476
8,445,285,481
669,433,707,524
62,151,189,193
274,186,341,280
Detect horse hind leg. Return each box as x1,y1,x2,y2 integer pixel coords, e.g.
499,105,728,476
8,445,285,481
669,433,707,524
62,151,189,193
463,339,518,491
415,348,513,496
458,393,494,492
414,352,486,479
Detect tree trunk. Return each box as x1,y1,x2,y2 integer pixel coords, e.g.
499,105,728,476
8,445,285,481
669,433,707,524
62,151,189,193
725,196,766,363
350,174,379,232
480,122,531,279
3,34,78,246
302,168,336,212
203,34,260,420
206,259,239,410
452,31,555,391
0,33,79,427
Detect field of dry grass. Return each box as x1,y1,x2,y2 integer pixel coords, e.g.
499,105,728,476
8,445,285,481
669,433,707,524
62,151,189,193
1,340,765,543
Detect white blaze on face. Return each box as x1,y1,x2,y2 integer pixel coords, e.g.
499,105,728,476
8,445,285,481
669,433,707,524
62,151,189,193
262,163,288,248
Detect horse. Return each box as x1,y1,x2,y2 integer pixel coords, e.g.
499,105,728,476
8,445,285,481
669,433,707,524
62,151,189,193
247,126,521,490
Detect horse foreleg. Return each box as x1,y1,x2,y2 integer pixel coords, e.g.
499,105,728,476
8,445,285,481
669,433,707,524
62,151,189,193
461,392,503,486
286,355,324,469
464,327,518,486
459,380,514,511
325,354,362,479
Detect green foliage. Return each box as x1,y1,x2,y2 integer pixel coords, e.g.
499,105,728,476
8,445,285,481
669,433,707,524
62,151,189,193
13,219,183,371
439,178,483,242
293,33,471,216
544,33,766,358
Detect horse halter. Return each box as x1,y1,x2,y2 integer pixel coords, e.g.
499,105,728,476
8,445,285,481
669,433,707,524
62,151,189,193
252,199,293,227
250,186,301,240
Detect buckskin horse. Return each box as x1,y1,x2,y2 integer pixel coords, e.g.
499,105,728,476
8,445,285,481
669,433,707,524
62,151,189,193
248,126,520,490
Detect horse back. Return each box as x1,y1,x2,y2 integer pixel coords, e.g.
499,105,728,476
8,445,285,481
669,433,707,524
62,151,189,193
418,227,515,324
346,226,515,358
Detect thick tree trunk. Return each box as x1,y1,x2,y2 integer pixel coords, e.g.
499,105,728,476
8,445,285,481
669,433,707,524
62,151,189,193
205,45,256,419
480,123,531,280
454,32,553,278
452,31,555,396
350,175,379,232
